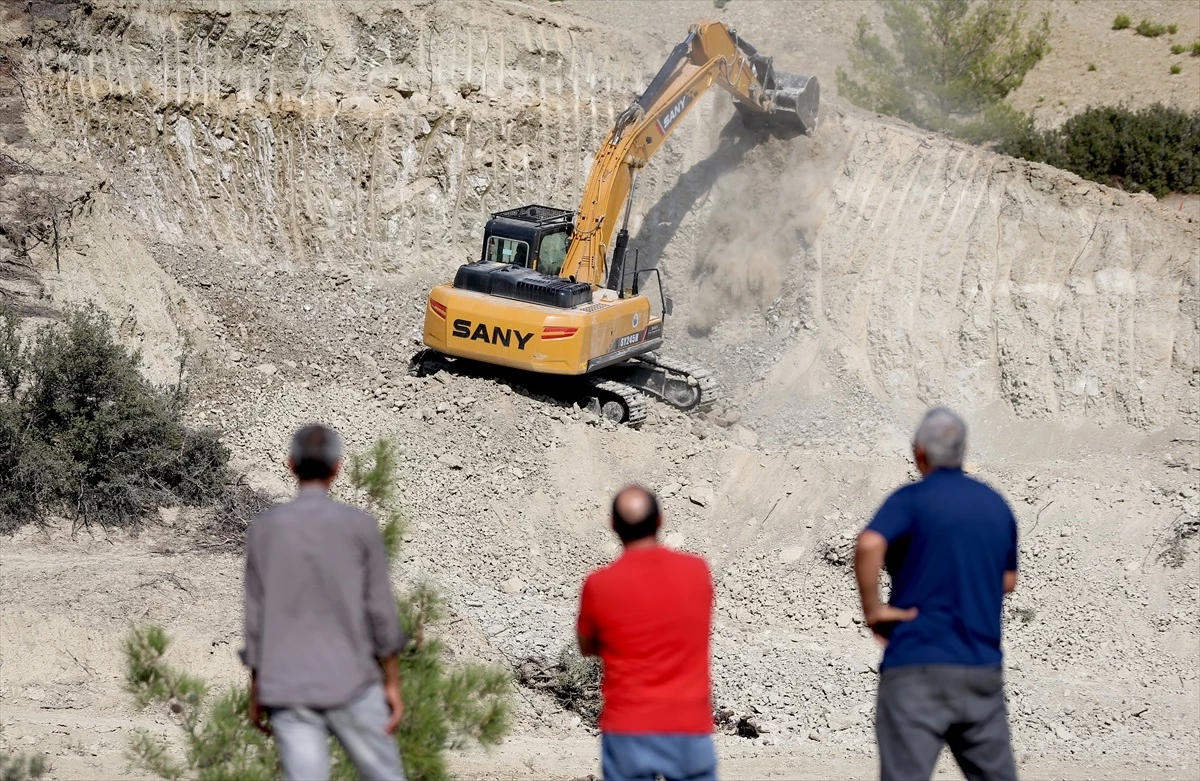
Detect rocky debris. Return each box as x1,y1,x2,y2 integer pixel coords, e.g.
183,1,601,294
689,484,714,507
4,0,1197,774
778,545,805,564
500,577,526,595
436,453,464,470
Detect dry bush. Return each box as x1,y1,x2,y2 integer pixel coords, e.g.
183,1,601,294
515,646,602,727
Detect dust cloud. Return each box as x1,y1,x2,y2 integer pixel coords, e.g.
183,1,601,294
686,113,853,335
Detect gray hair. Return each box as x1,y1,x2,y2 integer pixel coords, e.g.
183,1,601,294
913,407,967,468
288,424,343,480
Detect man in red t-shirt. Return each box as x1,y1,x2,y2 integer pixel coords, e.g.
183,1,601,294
577,485,716,781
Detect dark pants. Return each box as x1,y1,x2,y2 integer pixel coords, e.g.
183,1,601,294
875,664,1016,781
601,734,717,781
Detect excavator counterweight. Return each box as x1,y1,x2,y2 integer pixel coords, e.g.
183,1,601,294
413,20,819,427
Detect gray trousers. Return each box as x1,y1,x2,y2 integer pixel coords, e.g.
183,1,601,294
269,683,406,781
875,664,1017,781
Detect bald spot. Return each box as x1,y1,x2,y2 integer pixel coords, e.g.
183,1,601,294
614,486,655,525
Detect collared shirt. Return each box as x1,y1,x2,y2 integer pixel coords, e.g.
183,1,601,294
240,485,407,708
577,546,714,734
866,467,1019,670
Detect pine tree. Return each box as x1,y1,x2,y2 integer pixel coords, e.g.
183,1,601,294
836,0,1050,141
124,439,511,781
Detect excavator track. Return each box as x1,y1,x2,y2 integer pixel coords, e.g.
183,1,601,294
408,349,720,429
409,349,650,428
629,353,720,414
584,376,648,428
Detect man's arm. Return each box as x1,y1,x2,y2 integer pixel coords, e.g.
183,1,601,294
1004,501,1019,594
577,631,600,657
362,517,408,734
241,527,271,735
240,528,263,672
576,578,600,657
363,517,408,658
380,653,404,735
855,530,918,639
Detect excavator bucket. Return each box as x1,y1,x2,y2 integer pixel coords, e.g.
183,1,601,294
765,71,820,136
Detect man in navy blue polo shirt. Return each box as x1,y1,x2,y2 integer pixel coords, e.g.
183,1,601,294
855,407,1019,781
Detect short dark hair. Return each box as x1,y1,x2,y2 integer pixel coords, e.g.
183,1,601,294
289,424,342,481
611,486,661,543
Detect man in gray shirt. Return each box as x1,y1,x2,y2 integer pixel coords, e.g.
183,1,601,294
241,424,408,781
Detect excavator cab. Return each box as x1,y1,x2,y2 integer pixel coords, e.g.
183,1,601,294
480,205,574,277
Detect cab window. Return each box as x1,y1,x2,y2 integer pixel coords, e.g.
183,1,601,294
536,230,569,276
487,236,529,267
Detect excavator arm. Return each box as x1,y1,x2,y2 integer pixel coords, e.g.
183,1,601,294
560,20,819,288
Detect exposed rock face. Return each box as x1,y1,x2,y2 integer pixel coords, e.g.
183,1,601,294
0,2,1197,779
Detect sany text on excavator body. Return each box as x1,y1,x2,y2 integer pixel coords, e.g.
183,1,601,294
415,20,819,426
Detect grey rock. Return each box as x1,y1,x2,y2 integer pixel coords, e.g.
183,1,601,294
778,545,805,564
437,453,464,469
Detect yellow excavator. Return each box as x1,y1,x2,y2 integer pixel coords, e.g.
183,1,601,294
412,20,818,427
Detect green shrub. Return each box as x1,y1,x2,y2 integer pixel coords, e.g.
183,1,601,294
0,305,230,532
1087,62,1097,71
1170,63,1182,74
1171,43,1186,54
1135,19,1167,37
1192,41,1200,56
1001,103,1200,197
1167,23,1178,35
1112,14,1131,30
125,440,511,781
836,0,1050,142
0,753,47,781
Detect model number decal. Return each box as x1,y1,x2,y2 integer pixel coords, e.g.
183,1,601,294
617,332,641,349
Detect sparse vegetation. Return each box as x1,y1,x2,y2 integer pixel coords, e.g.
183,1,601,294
0,753,47,781
1001,103,1200,198
1135,19,1168,38
836,0,1050,142
1171,43,1186,54
1170,63,1182,74
124,439,511,781
1087,62,1097,71
1192,41,1200,56
1159,515,1200,568
1167,23,1178,35
0,305,232,533
515,646,602,727
1112,14,1131,30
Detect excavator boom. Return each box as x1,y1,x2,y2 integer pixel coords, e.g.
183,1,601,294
564,20,818,287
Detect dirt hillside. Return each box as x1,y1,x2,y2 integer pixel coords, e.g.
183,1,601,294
1,1,1198,779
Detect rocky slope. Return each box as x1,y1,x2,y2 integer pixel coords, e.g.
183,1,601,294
0,1,1197,779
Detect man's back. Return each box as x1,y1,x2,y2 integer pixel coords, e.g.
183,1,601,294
867,468,1018,669
578,547,713,734
244,486,402,708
